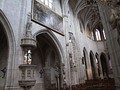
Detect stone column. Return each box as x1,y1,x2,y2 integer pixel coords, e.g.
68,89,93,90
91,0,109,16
97,1,120,89
98,55,104,79
19,13,37,90
43,67,51,90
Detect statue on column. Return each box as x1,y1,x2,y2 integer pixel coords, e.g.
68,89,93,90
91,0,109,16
26,13,32,37
21,12,36,64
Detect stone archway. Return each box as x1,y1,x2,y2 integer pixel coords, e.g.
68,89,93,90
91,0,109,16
100,53,109,78
83,47,89,80
32,30,63,90
89,51,97,79
0,10,15,90
0,20,8,90
95,53,101,77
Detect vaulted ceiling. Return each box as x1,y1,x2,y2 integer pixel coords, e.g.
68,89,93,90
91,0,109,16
62,0,103,33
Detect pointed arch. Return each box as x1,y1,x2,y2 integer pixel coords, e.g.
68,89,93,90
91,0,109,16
95,53,99,63
100,52,109,78
0,9,16,89
95,53,101,77
83,47,88,55
33,29,64,63
83,47,89,80
89,51,97,79
33,30,65,89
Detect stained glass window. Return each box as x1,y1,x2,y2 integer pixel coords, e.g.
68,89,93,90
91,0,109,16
24,50,32,65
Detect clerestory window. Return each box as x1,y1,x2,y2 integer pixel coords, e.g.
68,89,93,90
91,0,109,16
103,30,106,40
91,31,94,40
95,29,101,41
40,0,53,9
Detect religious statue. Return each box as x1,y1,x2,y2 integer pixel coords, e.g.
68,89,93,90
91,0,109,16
26,13,32,37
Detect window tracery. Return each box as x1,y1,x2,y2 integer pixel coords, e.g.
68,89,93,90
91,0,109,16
95,29,101,41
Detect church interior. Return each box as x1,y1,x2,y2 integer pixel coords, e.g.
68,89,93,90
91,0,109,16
0,0,120,90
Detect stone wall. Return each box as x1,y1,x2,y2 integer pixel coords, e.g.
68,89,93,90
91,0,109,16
0,0,111,90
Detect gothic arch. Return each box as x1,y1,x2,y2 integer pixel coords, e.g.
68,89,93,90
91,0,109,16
95,53,99,64
75,0,90,15
95,53,101,77
100,52,109,78
83,47,89,80
89,51,97,79
33,30,64,62
33,30,64,89
83,47,88,55
0,9,16,89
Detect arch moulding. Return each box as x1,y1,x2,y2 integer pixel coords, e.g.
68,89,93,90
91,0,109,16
33,29,64,62
0,9,16,89
33,29,65,87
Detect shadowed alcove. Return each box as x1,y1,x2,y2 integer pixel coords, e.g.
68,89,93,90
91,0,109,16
32,32,62,90
0,22,9,90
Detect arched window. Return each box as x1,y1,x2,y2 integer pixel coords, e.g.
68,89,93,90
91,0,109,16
103,30,106,40
91,31,94,40
95,29,101,41
40,0,53,9
96,58,98,63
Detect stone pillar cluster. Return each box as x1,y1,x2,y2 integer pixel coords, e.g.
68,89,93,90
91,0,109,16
19,13,37,90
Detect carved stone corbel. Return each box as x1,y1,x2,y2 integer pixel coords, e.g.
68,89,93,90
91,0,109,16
21,12,36,48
